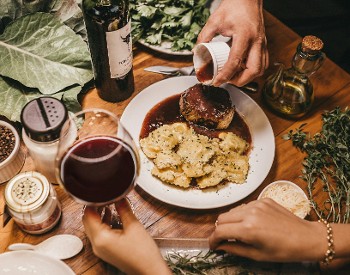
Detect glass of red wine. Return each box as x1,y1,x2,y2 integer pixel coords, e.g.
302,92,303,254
55,108,139,226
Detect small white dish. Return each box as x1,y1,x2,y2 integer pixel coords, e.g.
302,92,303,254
258,180,311,219
0,120,26,184
0,250,75,275
8,234,83,260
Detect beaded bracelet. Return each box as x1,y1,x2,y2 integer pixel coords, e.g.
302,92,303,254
318,218,335,265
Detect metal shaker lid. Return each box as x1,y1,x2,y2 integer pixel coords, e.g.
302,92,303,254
4,171,50,213
21,97,68,142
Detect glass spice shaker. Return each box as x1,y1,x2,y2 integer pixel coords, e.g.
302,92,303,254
262,35,326,118
21,97,68,184
4,171,62,234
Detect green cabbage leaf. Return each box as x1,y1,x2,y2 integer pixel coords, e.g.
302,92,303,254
0,12,92,122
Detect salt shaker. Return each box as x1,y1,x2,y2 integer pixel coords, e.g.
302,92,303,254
4,171,62,234
21,97,68,183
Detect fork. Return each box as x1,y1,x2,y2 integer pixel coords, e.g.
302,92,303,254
144,65,195,76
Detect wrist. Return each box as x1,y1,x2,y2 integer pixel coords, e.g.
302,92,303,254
301,221,328,262
318,219,335,265
331,223,350,259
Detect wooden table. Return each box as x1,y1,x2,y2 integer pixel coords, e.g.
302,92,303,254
1,11,350,274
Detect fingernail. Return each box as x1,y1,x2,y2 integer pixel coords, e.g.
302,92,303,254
81,205,87,215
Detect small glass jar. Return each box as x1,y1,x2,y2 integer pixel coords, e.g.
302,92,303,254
262,35,325,118
4,171,62,234
21,97,68,183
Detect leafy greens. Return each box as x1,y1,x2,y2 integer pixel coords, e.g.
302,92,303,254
0,76,82,122
0,12,92,122
0,12,92,95
130,0,210,52
0,0,86,40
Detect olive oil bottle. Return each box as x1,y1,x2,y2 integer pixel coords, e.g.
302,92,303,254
262,35,325,118
82,0,134,102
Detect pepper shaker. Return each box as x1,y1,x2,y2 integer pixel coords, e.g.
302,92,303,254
21,97,68,183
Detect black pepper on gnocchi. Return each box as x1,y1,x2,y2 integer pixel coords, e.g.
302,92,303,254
140,122,249,189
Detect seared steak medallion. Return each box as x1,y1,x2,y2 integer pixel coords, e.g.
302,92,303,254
179,84,234,129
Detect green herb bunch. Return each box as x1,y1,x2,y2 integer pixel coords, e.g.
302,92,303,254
165,250,251,275
283,107,350,223
130,0,210,52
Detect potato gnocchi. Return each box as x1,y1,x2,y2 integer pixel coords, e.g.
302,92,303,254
140,122,249,189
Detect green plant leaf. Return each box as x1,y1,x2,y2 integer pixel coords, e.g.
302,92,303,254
48,0,87,40
0,76,82,122
0,12,92,95
61,85,82,114
0,0,86,39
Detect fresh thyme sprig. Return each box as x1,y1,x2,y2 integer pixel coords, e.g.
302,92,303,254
283,107,350,223
164,250,251,275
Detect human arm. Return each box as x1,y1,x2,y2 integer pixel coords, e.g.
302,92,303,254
82,199,172,275
197,0,268,87
209,198,350,264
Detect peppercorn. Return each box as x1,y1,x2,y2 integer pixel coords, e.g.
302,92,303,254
0,125,16,163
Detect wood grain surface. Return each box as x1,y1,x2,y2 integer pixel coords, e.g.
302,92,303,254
1,11,350,274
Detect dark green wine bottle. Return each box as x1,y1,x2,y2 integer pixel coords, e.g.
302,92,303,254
82,0,134,102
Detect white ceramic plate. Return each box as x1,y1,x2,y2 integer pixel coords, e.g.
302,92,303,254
121,76,275,209
0,251,75,275
138,40,192,56
137,0,222,56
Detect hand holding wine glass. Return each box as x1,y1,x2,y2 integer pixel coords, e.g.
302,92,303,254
82,199,172,275
55,108,139,226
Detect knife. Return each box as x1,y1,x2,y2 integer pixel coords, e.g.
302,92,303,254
144,65,194,76
154,237,209,250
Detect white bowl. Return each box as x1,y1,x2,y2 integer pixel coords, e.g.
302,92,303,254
193,41,230,85
258,180,311,219
0,120,26,183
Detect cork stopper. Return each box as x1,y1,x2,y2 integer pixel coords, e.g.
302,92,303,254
302,35,324,54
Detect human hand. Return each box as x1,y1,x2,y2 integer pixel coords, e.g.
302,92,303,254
209,198,327,262
82,199,171,275
197,0,268,87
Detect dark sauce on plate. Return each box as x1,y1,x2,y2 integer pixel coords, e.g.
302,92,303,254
140,94,251,152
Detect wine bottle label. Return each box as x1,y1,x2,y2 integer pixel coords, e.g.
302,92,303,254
106,21,133,78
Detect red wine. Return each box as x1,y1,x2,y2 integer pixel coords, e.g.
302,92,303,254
82,0,134,102
60,136,136,204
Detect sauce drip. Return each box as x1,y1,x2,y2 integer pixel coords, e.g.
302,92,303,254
196,59,214,83
140,94,251,149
